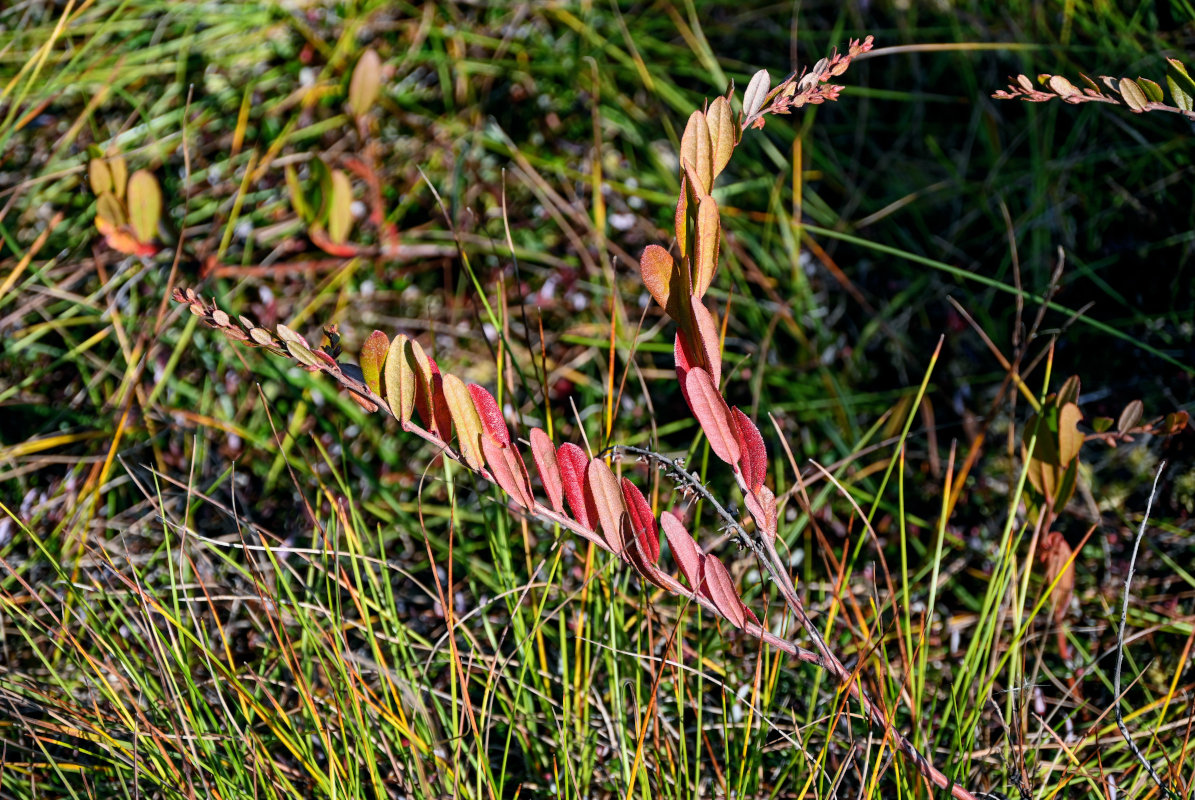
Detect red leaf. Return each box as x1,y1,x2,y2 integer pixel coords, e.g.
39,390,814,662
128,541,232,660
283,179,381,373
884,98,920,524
660,511,704,591
529,428,563,512
481,437,534,510
468,383,509,446
691,300,721,386
732,407,767,491
557,443,595,530
685,368,741,465
621,478,660,564
701,554,746,629
675,332,694,407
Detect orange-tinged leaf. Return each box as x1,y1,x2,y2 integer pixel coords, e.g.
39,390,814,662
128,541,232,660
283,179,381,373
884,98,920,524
1058,402,1083,465
95,217,157,257
328,169,353,243
557,443,594,530
680,110,712,192
348,48,382,117
707,96,735,178
89,159,112,196
126,169,161,244
661,511,704,590
686,367,741,465
383,334,415,422
530,428,564,512
359,330,389,396
674,180,689,259
404,337,434,429
481,436,534,509
468,383,509,445
640,244,674,313
587,458,628,557
692,197,721,299
701,554,745,629
96,191,125,228
621,477,660,564
442,373,485,470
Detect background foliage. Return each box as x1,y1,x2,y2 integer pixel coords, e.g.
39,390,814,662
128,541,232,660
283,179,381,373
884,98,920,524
1,1,1192,799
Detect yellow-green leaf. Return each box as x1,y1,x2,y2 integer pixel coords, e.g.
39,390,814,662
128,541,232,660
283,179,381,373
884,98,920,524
384,334,415,422
442,373,485,470
286,164,311,222
349,48,382,117
328,169,353,243
89,159,112,196
108,156,128,198
1167,59,1195,112
126,170,161,244
359,330,389,396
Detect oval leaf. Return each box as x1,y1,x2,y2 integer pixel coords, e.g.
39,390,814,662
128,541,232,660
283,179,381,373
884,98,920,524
707,95,735,178
586,458,628,557
383,334,415,422
680,110,712,191
359,330,389,396
442,373,485,470
108,156,128,198
95,191,125,228
686,368,741,466
276,324,311,349
701,554,746,629
1058,402,1083,466
468,383,509,445
692,196,721,299
127,170,161,244
690,301,721,386
661,511,704,591
640,244,674,314
529,428,564,512
742,69,770,119
557,443,594,530
349,48,382,117
89,159,112,196
1118,77,1148,112
1117,399,1144,435
732,407,767,491
328,169,353,243
621,477,660,564
481,436,534,510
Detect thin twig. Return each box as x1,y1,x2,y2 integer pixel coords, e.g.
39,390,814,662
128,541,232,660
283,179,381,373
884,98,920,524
1113,460,1174,797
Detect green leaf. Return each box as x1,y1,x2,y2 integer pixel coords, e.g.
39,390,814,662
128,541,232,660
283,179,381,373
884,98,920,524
359,330,389,396
327,169,353,243
1092,416,1114,433
126,170,161,244
1167,59,1195,112
286,165,311,223
1138,77,1164,103
348,48,382,117
309,157,333,225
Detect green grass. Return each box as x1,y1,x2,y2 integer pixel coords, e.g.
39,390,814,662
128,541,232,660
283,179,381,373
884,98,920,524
2,1,1193,798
